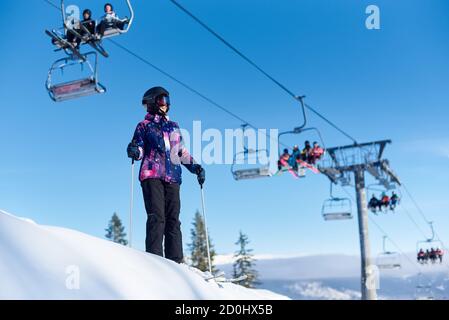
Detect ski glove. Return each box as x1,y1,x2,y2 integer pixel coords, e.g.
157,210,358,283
127,141,140,161
196,166,206,186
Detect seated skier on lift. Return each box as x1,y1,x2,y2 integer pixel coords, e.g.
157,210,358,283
290,145,301,170
390,191,400,210
51,8,94,48
436,248,444,263
277,148,291,170
80,9,96,39
51,13,80,47
417,248,426,263
310,141,325,164
96,3,129,38
368,195,380,213
301,141,312,163
429,248,438,264
380,192,390,211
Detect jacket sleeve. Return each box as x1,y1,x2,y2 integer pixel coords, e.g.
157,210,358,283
132,122,146,161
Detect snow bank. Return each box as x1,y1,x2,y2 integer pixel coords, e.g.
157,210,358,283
0,210,289,300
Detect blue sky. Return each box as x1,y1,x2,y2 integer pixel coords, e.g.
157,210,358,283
0,0,448,260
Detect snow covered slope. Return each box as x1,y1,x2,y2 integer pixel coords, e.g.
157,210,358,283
0,210,288,300
217,254,449,300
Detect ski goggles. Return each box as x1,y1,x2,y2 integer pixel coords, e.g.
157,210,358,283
156,94,170,107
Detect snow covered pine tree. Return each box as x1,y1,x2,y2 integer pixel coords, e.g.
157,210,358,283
105,212,128,246
189,210,218,273
233,231,259,288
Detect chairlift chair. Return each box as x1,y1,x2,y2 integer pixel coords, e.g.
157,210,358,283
376,236,401,270
231,148,272,181
415,273,434,300
321,197,353,221
321,183,353,221
231,124,272,181
277,96,326,170
416,222,444,265
46,52,106,102
47,1,134,59
366,183,401,213
96,0,135,39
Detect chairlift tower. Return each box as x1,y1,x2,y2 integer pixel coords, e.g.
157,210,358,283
319,140,401,300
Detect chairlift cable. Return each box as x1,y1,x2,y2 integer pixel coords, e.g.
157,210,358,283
44,0,59,10
168,0,358,144
108,39,290,151
341,187,427,274
43,0,290,150
44,0,444,242
401,184,432,225
44,0,446,269
400,183,449,262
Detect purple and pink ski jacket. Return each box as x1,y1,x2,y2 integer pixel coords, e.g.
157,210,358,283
132,113,198,184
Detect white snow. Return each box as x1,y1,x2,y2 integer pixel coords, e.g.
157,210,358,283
214,253,309,265
286,282,361,300
0,210,289,300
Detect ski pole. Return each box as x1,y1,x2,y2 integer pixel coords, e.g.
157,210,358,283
129,159,135,248
200,183,213,274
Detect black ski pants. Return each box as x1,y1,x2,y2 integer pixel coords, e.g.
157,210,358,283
141,178,183,263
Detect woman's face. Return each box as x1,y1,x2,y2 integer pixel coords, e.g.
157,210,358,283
84,13,90,20
159,105,168,113
105,5,112,13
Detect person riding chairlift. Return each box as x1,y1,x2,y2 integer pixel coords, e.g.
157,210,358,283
417,248,426,263
429,248,438,264
381,192,390,211
309,141,325,164
80,9,96,39
368,194,381,214
290,145,301,170
96,3,129,38
390,191,399,210
301,141,312,163
52,8,95,48
436,248,444,263
278,148,291,170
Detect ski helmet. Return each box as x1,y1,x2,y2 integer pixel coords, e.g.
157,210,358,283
142,86,170,114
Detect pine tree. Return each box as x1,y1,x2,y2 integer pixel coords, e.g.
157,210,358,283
189,210,218,273
105,212,128,246
233,231,259,288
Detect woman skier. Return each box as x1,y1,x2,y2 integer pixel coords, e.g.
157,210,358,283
127,86,205,263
